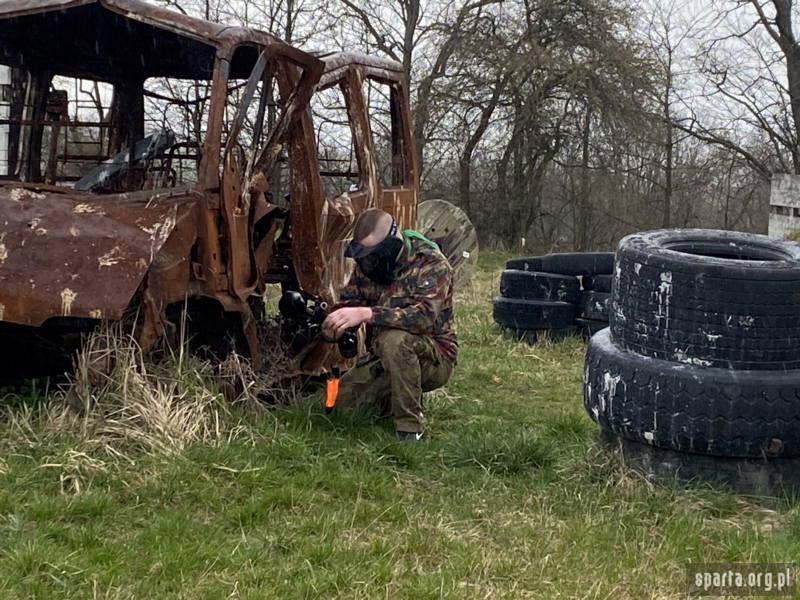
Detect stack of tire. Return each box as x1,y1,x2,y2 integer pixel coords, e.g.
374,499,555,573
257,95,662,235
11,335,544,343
584,229,800,497
493,252,615,341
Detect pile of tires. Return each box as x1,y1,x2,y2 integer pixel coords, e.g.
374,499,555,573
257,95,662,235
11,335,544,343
584,229,800,497
493,252,614,341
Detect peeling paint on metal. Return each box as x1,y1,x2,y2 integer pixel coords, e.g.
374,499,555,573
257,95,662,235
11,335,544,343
69,226,80,236
10,188,45,201
142,212,177,262
98,246,125,267
60,288,76,316
0,234,7,267
89,309,102,318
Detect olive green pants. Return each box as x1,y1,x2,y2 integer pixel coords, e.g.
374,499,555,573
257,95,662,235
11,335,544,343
335,329,453,433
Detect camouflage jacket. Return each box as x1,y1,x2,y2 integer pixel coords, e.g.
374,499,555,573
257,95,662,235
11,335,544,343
337,233,458,365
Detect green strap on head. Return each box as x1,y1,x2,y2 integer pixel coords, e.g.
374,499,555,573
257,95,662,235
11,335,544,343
403,229,439,251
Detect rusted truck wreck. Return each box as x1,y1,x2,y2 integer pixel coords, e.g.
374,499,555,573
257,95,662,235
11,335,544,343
0,0,418,379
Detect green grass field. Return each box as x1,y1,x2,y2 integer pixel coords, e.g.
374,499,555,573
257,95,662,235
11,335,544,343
0,252,798,599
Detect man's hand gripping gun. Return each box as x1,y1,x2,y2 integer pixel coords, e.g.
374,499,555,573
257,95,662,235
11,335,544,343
278,291,358,410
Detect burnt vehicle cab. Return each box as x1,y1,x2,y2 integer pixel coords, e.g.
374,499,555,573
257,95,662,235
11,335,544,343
0,0,417,378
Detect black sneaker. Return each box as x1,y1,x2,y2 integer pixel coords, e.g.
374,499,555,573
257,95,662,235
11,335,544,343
396,430,424,442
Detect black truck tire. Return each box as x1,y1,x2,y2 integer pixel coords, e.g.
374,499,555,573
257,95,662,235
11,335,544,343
579,291,611,322
506,252,615,276
611,229,800,370
584,329,800,458
581,274,613,293
492,297,576,331
499,270,580,303
600,430,800,499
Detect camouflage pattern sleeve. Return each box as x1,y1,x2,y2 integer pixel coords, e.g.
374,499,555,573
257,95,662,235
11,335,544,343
369,256,452,334
334,266,380,309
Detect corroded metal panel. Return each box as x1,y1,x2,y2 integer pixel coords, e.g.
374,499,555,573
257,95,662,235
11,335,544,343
0,184,197,326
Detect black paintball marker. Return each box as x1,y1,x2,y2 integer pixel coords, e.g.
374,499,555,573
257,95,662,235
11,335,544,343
278,290,358,359
278,290,358,411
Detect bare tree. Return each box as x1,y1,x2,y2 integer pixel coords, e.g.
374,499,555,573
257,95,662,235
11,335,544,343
670,1,800,178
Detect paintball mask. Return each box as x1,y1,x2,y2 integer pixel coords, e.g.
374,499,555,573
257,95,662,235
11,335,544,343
344,219,404,284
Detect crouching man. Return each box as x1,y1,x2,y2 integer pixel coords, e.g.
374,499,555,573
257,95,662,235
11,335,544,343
321,208,457,441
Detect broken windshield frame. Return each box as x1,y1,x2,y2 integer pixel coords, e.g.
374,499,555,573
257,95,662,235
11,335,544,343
218,42,323,194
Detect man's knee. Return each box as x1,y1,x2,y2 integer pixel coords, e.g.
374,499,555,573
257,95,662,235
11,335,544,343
373,329,416,363
334,360,393,419
335,360,379,410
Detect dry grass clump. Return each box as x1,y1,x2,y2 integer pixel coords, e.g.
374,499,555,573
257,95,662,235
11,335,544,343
44,320,305,452
0,322,311,493
38,449,111,494
46,325,236,457
216,319,307,408
2,316,311,468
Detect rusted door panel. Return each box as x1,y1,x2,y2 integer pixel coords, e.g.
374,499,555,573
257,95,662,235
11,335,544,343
146,205,199,303
221,150,256,299
286,66,384,305
219,51,324,300
374,77,417,231
277,56,333,303
220,49,271,300
0,184,196,326
341,67,379,202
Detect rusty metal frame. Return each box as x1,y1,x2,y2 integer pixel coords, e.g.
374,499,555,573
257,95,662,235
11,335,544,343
0,0,417,378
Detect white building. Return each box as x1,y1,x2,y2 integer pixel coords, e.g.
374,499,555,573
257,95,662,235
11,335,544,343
768,173,800,239
0,65,8,176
